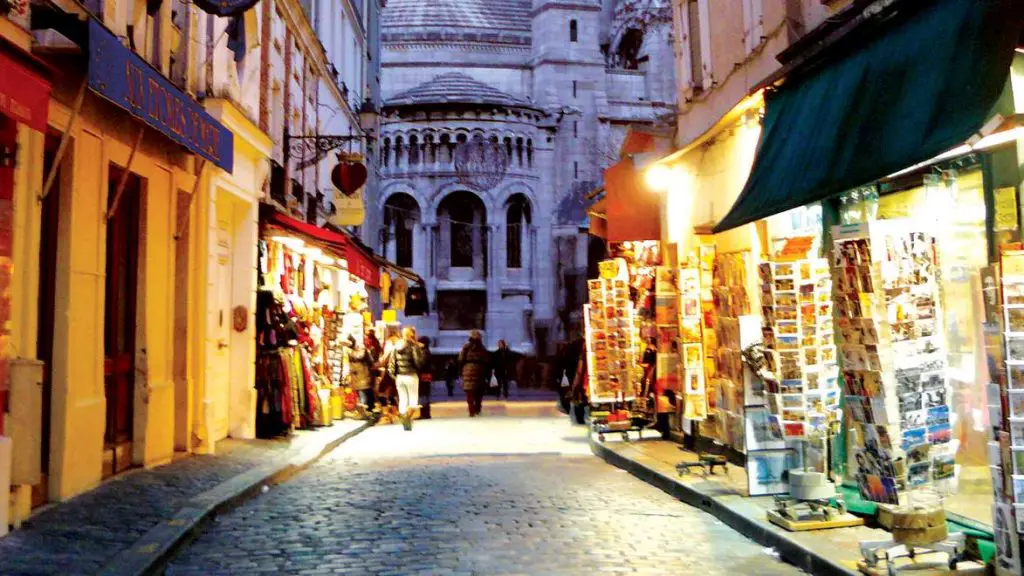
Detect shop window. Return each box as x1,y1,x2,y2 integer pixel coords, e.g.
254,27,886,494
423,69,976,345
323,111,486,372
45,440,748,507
569,19,578,43
438,290,486,330
685,0,706,93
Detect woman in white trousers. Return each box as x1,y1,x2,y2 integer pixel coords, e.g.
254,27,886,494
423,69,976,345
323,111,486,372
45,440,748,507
388,327,425,430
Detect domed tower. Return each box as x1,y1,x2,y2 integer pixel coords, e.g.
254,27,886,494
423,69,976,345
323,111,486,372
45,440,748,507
376,1,550,354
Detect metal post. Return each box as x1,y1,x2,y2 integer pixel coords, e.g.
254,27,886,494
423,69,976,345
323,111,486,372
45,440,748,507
106,126,146,221
39,79,88,202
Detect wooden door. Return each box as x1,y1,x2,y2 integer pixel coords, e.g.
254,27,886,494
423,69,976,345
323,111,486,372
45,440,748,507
210,211,232,440
103,166,140,475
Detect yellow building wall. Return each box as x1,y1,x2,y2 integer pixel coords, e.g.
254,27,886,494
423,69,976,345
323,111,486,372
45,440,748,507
44,94,191,501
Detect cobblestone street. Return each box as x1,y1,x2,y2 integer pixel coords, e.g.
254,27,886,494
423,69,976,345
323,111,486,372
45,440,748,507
167,408,803,575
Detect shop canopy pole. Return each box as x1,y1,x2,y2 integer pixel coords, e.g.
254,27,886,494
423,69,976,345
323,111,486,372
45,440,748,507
106,126,146,221
39,78,87,202
174,159,207,241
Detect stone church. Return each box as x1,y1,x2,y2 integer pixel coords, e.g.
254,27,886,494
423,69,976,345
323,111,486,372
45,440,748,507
370,0,674,355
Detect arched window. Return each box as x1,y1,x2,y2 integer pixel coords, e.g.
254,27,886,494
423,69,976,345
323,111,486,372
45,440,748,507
425,134,436,164
408,135,420,166
527,139,533,168
381,137,391,168
394,136,404,167
383,193,419,268
569,19,578,42
515,137,524,166
440,133,452,164
504,137,513,162
616,28,643,70
439,191,485,269
506,195,532,269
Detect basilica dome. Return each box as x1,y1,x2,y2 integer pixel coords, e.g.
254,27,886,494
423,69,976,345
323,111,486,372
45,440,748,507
384,72,538,110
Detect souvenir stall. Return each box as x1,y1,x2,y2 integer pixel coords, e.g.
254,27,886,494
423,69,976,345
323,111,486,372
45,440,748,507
584,242,664,438
254,207,380,437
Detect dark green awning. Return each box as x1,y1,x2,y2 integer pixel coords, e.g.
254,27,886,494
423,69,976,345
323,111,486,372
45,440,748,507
713,0,1022,233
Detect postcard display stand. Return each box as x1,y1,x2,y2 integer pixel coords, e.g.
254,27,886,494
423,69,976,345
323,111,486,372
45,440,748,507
585,273,637,405
989,252,1024,576
832,222,955,509
759,258,841,441
703,251,754,451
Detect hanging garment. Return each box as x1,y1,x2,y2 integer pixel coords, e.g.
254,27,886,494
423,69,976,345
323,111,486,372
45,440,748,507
380,271,392,304
392,276,409,311
405,283,429,316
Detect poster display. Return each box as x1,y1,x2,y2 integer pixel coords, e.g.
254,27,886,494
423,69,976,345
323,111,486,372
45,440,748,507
679,267,707,420
759,258,841,440
584,260,637,403
832,221,953,505
655,266,681,395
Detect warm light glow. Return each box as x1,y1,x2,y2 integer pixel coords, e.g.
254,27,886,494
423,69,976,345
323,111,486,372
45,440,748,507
645,164,673,192
270,235,305,250
888,126,1022,178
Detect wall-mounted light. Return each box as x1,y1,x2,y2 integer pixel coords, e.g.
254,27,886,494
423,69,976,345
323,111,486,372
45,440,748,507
644,164,673,192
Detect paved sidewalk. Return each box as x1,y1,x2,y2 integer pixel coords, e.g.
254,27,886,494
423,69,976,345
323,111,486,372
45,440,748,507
591,436,986,576
0,419,369,576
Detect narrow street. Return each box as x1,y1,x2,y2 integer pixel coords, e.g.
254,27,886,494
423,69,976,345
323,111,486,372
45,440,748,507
166,405,802,576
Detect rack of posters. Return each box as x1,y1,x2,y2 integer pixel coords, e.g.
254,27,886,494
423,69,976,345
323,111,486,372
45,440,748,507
655,267,681,395
704,251,752,450
832,221,952,506
759,258,841,440
678,266,707,420
585,261,637,403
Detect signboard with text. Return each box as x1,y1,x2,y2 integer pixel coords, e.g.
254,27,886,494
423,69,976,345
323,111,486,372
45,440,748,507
87,20,234,172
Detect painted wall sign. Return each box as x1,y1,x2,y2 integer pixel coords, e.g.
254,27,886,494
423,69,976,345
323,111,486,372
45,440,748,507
87,20,234,172
191,0,259,16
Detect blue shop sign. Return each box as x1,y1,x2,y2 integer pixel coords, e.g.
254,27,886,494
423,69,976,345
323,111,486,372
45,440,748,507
87,19,234,172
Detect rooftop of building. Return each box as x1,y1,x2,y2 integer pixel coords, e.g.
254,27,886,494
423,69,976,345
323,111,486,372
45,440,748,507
384,72,538,110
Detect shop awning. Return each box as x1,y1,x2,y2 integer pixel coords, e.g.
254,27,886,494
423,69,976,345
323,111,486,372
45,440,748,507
603,157,661,243
0,36,52,132
373,255,422,285
713,0,1022,233
260,205,379,288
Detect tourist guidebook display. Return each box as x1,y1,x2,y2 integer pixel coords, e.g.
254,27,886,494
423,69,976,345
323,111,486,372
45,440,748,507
832,221,954,506
585,259,637,404
759,258,841,440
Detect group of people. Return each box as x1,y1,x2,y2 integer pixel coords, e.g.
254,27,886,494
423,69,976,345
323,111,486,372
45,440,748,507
344,328,522,426
343,326,430,431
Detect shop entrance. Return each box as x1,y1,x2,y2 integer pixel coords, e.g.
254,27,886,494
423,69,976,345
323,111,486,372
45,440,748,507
32,132,63,506
103,165,141,478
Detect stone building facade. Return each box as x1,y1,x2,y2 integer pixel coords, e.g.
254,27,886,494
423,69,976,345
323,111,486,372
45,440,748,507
371,0,675,355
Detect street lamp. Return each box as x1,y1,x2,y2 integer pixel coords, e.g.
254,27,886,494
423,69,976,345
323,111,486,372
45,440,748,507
358,97,379,139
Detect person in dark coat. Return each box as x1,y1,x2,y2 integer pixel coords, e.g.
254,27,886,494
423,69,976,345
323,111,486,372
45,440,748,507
345,335,375,416
458,330,491,417
491,339,517,399
416,336,433,419
444,359,458,397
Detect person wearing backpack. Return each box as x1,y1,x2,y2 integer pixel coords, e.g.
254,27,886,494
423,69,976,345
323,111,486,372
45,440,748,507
387,326,426,431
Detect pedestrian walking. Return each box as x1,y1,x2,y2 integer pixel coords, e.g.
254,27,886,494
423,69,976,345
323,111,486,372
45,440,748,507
376,333,400,417
385,327,426,431
492,339,513,399
344,335,375,418
458,330,490,417
444,359,457,397
417,336,433,419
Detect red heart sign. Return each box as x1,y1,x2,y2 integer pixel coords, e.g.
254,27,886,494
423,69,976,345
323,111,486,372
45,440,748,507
331,161,368,196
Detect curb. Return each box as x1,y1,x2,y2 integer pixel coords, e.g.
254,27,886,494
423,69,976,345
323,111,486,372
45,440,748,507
590,436,859,576
98,421,373,576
